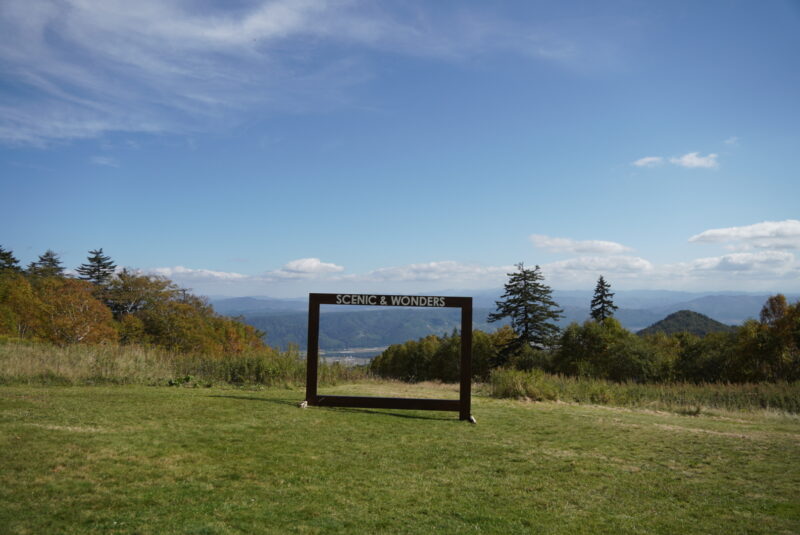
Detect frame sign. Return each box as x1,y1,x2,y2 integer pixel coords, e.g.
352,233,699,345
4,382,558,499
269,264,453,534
304,293,474,421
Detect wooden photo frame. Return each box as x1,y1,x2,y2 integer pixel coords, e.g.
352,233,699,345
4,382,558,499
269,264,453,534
304,293,473,421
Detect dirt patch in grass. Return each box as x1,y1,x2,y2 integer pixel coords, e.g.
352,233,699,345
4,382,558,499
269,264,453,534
25,423,105,433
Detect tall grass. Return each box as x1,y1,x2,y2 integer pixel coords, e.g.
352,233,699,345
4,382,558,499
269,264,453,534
0,341,367,387
5,340,799,414
489,367,800,414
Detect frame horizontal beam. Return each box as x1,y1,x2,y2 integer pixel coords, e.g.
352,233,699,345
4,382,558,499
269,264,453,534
310,293,471,308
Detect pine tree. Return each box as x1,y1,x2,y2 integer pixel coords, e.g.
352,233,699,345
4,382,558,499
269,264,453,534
27,249,65,277
76,248,117,285
488,263,563,364
0,245,22,273
590,275,618,322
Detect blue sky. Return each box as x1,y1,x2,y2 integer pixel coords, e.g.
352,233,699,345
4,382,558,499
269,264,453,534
1,0,799,297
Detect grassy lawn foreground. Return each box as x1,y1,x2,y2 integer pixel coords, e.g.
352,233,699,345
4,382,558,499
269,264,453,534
1,383,799,534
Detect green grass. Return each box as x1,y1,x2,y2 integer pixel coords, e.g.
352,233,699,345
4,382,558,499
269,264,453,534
2,383,799,534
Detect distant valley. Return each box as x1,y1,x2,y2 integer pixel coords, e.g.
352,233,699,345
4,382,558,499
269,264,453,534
210,290,797,351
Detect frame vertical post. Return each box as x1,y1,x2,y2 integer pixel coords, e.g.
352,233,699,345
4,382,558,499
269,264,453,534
305,297,320,405
459,298,473,421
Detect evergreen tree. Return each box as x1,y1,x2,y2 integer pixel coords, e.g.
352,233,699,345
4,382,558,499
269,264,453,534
0,245,22,273
488,263,563,365
76,248,117,285
27,249,65,277
590,275,618,322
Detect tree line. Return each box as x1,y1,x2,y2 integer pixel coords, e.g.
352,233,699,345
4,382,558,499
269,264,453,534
371,264,800,383
0,246,264,354
4,248,798,382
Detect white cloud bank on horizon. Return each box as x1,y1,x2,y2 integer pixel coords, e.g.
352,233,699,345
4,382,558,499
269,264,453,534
146,253,799,297
530,234,632,255
145,259,516,296
144,222,800,296
689,220,800,250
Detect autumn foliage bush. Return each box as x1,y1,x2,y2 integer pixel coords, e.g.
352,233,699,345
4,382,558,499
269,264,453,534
0,269,264,355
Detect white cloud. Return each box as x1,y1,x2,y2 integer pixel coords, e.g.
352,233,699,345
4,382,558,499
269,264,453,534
90,155,118,167
281,258,344,274
150,266,248,281
530,234,632,255
546,255,653,273
363,261,511,283
264,258,345,280
632,156,663,168
688,251,795,272
669,152,718,169
689,220,800,250
724,136,739,145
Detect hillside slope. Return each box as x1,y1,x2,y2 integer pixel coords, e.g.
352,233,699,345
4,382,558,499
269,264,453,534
638,310,735,337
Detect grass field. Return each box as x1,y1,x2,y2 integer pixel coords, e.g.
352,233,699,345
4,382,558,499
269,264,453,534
1,382,799,534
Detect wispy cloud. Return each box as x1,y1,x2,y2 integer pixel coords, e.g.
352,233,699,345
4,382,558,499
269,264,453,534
530,234,632,255
90,156,119,167
669,152,718,169
724,136,739,145
0,1,629,146
689,220,800,250
633,151,719,169
632,156,663,168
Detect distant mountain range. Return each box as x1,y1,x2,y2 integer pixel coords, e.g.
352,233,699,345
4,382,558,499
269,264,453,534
210,290,797,350
211,296,308,316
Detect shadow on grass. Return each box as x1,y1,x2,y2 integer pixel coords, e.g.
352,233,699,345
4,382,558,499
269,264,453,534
208,394,299,407
209,394,460,421
317,406,460,422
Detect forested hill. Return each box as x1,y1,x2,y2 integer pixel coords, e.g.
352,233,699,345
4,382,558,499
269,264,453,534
638,310,735,337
